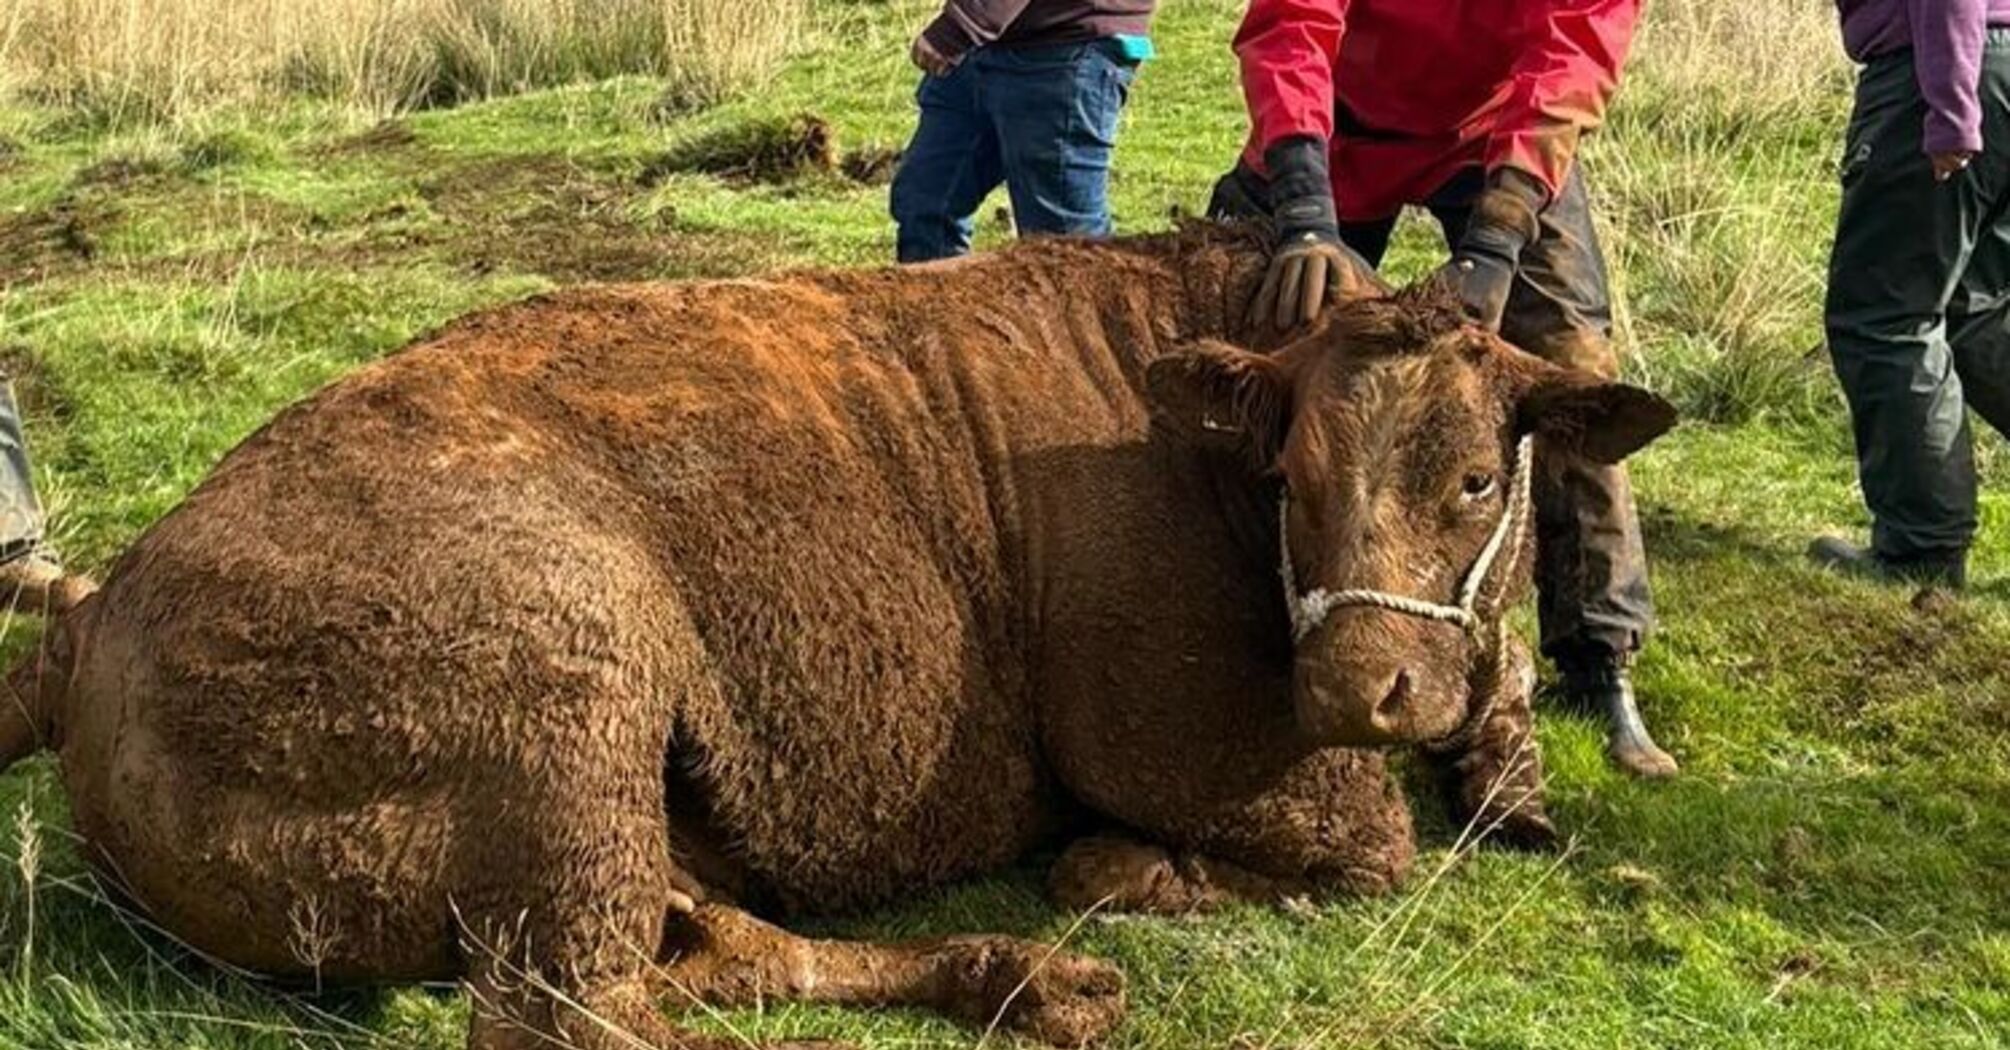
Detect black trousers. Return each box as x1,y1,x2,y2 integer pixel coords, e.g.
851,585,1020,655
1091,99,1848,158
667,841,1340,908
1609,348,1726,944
1825,35,2010,561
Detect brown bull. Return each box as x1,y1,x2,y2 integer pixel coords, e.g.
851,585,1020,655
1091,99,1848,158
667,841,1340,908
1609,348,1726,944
0,227,1673,1049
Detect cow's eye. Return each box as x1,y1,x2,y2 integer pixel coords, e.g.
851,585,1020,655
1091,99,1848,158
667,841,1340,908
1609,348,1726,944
1460,473,1498,501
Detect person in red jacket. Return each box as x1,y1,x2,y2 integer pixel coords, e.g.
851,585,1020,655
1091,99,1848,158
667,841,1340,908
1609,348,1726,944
1211,0,1677,779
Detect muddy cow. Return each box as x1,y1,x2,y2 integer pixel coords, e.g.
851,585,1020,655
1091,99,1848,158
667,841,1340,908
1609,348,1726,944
0,226,1674,1049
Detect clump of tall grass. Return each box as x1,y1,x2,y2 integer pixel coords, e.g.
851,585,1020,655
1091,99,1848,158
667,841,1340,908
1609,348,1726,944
0,0,808,124
1595,0,1852,424
1623,0,1853,137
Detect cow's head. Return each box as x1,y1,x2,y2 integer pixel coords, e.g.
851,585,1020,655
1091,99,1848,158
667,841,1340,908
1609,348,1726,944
1146,293,1675,749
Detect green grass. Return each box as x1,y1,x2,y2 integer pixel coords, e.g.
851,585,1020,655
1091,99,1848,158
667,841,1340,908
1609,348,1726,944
2,0,2008,1046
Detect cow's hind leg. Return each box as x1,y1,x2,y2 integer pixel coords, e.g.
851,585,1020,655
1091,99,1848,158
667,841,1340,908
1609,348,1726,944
655,903,1125,1048
454,805,740,1050
462,911,849,1050
454,734,845,1050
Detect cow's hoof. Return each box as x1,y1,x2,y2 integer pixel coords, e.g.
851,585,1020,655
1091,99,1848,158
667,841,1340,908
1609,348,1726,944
1480,807,1560,853
942,939,1126,1046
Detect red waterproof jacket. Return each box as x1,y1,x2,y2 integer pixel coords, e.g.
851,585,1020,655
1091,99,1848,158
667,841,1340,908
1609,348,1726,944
1235,0,1640,221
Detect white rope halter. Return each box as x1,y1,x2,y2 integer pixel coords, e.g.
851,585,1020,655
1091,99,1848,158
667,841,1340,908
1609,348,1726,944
1280,435,1536,643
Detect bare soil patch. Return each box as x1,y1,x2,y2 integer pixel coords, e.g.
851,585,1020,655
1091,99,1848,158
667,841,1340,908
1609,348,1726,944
72,154,171,190
639,112,906,188
642,113,838,185
317,120,421,159
419,153,759,281
0,197,107,284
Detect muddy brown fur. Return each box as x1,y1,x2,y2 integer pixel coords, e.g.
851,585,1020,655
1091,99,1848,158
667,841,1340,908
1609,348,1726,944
0,224,1673,1049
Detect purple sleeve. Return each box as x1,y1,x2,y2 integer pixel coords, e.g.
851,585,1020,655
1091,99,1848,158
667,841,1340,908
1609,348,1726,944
922,0,1039,59
1910,0,1990,154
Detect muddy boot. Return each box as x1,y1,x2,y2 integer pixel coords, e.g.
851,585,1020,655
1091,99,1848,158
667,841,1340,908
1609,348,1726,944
1808,536,1967,590
1559,654,1678,779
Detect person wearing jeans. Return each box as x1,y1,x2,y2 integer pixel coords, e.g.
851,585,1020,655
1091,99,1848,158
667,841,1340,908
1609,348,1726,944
1812,2,2010,590
890,0,1156,263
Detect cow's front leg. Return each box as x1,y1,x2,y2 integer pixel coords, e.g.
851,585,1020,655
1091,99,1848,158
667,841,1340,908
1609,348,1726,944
1048,835,1339,914
1432,632,1557,851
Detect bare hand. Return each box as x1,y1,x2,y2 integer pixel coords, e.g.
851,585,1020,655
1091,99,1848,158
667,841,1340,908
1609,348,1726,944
1933,150,1976,181
911,34,958,78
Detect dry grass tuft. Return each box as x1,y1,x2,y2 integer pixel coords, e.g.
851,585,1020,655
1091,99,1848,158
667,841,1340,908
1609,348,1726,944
0,0,809,124
1591,0,1850,423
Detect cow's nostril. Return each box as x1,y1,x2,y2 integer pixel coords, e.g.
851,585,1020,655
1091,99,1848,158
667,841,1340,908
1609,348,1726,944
1374,670,1412,726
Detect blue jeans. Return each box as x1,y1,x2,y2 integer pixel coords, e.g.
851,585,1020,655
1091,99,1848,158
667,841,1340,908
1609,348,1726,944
891,39,1137,263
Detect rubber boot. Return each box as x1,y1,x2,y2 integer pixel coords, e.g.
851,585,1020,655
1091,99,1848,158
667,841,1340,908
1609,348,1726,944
1559,655,1679,779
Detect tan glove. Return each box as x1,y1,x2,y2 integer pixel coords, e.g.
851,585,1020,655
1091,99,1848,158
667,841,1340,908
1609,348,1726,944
1244,137,1386,332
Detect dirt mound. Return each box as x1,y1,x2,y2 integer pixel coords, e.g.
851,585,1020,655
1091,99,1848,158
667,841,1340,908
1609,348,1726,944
319,120,419,158
840,144,903,186
0,198,105,284
641,113,839,185
72,154,170,189
0,343,73,421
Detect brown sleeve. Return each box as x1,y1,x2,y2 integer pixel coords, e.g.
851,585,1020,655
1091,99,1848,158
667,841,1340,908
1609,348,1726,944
922,0,1039,59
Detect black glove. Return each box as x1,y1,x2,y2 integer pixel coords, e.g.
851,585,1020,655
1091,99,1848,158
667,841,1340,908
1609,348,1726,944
1246,137,1384,331
1207,160,1271,222
1436,169,1546,331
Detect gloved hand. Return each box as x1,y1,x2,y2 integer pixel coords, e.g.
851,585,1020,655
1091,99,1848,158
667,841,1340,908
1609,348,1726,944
1246,137,1384,331
1435,168,1546,331
1207,160,1271,222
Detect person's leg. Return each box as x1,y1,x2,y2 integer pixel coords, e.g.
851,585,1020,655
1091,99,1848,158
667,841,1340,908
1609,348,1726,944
1431,167,1673,778
889,62,1005,263
1822,52,2002,576
0,383,42,560
1947,210,2010,438
984,40,1135,239
1945,32,2010,442
0,382,68,616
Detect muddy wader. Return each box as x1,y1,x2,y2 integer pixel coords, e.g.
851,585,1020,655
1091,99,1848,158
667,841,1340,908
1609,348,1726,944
1209,163,1677,778
1817,30,2010,587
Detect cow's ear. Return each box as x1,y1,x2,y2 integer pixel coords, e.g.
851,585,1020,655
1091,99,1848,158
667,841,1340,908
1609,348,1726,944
1514,366,1678,464
1145,339,1291,467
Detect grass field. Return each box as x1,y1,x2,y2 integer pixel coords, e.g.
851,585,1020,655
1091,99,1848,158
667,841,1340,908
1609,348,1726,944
1,0,2009,1047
